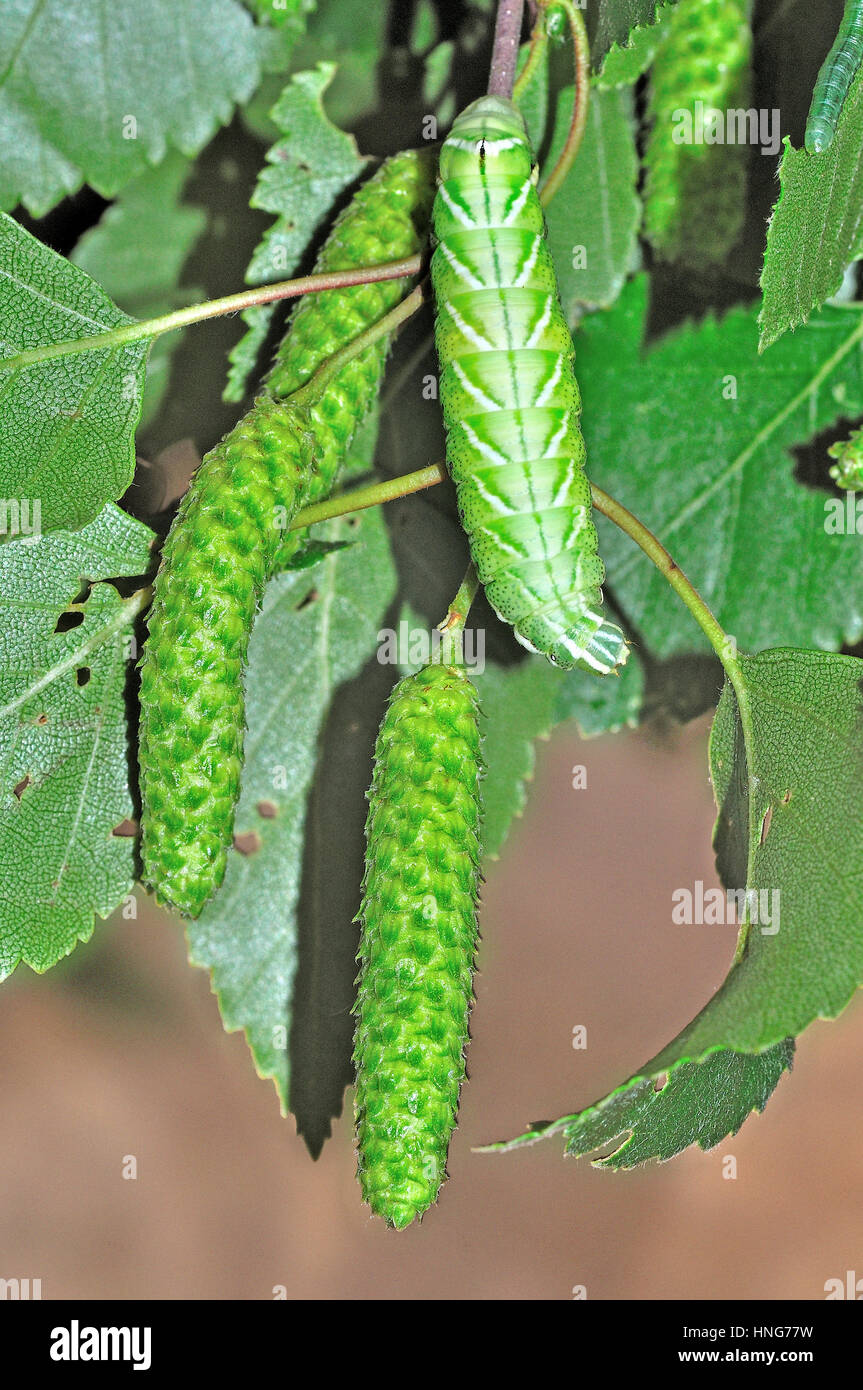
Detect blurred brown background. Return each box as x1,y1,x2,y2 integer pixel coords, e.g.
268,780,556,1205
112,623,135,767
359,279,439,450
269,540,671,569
1,714,861,1301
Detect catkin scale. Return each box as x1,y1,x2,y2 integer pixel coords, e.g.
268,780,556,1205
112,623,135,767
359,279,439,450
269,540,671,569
353,664,482,1229
138,150,434,918
805,1,863,153
430,95,628,675
644,0,753,265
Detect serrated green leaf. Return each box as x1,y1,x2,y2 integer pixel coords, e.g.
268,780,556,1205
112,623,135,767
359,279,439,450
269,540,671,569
591,0,681,70
0,504,154,979
71,154,206,430
493,646,863,1163
0,0,261,217
185,504,397,1145
481,1042,794,1165
578,276,863,658
759,68,863,350
692,648,863,1049
224,64,367,403
596,0,679,88
473,661,560,859
0,214,151,534
289,0,389,131
485,643,863,1164
546,83,641,313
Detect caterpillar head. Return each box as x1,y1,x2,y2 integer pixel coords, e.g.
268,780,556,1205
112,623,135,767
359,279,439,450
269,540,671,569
438,94,532,183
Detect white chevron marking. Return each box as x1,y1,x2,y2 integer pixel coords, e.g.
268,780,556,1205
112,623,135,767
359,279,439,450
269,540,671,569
525,294,553,348
551,460,576,507
514,234,542,287
535,355,564,408
468,474,518,515
543,412,570,458
436,183,475,228
461,420,511,468
445,302,495,351
438,242,484,290
502,178,533,226
452,360,502,412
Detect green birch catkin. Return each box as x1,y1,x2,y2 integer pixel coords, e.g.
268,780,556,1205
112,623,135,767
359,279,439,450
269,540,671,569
644,0,753,266
353,662,483,1229
266,147,435,561
138,150,434,918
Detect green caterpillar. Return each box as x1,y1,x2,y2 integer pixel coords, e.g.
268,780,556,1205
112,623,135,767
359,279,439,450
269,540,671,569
805,0,863,154
353,662,483,1229
828,425,863,488
139,149,434,918
644,0,753,265
430,96,628,674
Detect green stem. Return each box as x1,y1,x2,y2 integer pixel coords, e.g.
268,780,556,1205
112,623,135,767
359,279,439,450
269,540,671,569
441,563,480,637
438,563,481,663
288,464,447,531
538,0,591,207
289,462,741,687
287,285,425,409
0,257,423,372
589,483,742,686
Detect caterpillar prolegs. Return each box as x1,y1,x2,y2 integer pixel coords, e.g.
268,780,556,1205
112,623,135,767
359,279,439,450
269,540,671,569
353,663,482,1229
138,150,434,918
430,96,628,674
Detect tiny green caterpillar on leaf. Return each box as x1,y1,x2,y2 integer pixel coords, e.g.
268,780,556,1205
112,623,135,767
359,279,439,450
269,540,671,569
138,149,434,918
353,662,483,1229
805,1,863,153
644,0,753,265
430,95,628,674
